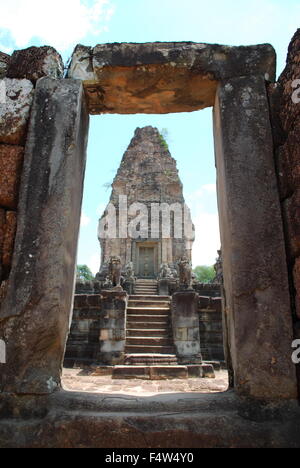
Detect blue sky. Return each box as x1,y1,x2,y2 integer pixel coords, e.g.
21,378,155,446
0,0,299,272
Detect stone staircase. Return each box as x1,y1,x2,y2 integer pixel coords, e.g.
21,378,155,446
125,293,178,365
134,279,158,295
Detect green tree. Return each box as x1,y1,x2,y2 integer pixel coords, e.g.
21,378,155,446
77,264,94,281
193,265,215,283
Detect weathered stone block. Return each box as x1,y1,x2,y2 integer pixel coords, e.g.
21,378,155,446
174,341,201,357
2,211,17,269
7,46,63,82
0,145,24,209
69,41,275,114
172,291,201,363
214,74,297,400
0,78,34,145
150,366,188,380
0,78,89,394
68,45,94,81
0,52,10,79
201,364,215,379
187,365,203,378
112,366,150,380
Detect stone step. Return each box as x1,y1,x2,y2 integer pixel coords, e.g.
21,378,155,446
128,300,170,308
125,344,176,354
127,328,171,337
127,307,170,315
127,315,170,324
136,280,158,284
135,289,157,292
130,295,170,301
126,321,170,329
126,336,174,346
125,353,178,366
112,365,188,380
135,290,158,294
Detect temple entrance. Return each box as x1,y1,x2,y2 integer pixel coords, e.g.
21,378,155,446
135,241,159,278
138,246,155,278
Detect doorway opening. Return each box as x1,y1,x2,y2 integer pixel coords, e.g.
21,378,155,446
62,109,228,395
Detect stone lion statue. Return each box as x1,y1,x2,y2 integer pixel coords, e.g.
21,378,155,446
108,256,122,288
178,257,193,290
159,263,172,279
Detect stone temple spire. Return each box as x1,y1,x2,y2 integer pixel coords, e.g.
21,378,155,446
98,126,194,278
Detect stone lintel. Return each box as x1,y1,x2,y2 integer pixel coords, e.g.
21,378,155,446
68,42,276,114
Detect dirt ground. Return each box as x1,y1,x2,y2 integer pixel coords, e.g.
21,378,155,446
62,368,229,396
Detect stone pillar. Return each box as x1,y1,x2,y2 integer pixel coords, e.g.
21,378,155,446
99,290,128,365
158,278,169,296
171,291,202,364
0,78,89,394
213,75,298,401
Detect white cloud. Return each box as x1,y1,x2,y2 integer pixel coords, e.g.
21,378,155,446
80,211,91,228
0,0,115,52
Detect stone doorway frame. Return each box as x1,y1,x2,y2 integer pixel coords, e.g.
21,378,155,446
133,241,160,279
0,42,298,429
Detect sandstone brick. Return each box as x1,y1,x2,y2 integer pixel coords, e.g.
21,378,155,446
0,145,24,209
0,52,10,79
0,78,34,145
7,46,63,82
2,210,17,270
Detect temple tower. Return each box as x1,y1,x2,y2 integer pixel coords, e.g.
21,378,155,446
98,126,194,278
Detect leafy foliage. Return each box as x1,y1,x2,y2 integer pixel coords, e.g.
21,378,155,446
77,264,94,281
193,265,215,283
159,128,169,150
